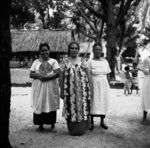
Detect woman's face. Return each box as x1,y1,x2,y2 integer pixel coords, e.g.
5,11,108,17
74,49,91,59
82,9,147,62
93,45,102,59
40,46,50,60
69,43,79,58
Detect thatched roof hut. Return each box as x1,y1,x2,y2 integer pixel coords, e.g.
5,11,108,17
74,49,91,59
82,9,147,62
11,29,72,53
10,29,94,64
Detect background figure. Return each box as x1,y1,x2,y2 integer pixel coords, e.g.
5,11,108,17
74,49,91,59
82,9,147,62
87,43,111,130
130,62,139,94
115,51,123,73
60,42,91,136
123,66,132,96
137,55,145,91
30,43,60,132
141,56,150,122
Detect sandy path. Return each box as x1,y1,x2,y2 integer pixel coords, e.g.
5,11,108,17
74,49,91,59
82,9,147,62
9,87,150,148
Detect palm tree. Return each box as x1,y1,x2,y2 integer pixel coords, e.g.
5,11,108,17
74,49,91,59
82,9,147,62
117,23,139,52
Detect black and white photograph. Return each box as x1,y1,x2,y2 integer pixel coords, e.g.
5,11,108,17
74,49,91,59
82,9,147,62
0,0,150,148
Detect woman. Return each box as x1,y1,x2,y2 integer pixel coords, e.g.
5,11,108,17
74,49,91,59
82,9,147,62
30,43,60,132
130,62,139,94
87,43,111,130
115,51,123,73
60,42,91,136
141,56,150,122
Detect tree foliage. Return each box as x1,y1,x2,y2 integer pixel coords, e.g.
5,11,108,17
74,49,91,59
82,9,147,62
69,0,104,42
11,0,35,29
70,0,142,79
135,0,150,30
10,0,71,29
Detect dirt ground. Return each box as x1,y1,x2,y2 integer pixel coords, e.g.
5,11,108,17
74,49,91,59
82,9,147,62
9,87,150,148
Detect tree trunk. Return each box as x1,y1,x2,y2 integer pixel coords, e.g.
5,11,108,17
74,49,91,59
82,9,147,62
106,26,117,80
105,0,117,80
118,18,126,53
0,0,13,148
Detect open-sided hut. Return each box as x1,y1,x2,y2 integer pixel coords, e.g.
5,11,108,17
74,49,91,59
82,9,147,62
10,29,93,67
11,29,73,66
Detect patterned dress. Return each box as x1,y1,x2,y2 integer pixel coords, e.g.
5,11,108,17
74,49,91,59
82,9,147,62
61,58,91,122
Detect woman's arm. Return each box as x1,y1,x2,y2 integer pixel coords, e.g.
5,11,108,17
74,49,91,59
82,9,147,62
86,61,92,99
59,69,65,99
140,59,150,75
107,74,111,84
30,71,41,79
30,59,41,79
40,68,60,81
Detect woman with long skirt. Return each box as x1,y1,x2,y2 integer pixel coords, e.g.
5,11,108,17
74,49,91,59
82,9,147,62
30,43,60,132
141,56,150,122
87,42,111,130
60,41,91,136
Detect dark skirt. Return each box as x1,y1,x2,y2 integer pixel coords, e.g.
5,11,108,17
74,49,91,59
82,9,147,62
67,120,88,136
33,111,56,125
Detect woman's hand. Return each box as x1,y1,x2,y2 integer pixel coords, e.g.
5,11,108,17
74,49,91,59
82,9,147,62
39,73,59,81
39,75,48,81
36,74,42,79
30,71,42,80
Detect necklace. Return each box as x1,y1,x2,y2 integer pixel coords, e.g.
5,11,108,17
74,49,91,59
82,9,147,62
69,57,81,66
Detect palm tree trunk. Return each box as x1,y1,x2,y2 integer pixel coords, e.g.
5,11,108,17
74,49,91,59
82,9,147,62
0,0,13,147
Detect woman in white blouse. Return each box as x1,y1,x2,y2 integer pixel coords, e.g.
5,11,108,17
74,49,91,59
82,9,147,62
88,42,111,130
30,43,60,132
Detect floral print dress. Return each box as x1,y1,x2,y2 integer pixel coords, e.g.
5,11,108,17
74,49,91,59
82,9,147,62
61,59,91,122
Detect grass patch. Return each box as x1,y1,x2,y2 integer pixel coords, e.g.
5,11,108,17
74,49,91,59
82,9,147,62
10,68,124,88
11,68,32,84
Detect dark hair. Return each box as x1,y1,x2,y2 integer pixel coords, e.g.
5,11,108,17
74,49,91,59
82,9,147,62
93,42,102,51
124,66,130,71
39,43,50,53
133,62,137,67
68,41,80,56
93,42,104,57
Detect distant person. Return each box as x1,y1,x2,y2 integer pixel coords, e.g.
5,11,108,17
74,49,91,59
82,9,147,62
30,43,60,132
60,41,91,136
140,56,150,122
130,62,139,94
87,42,111,130
115,51,123,73
123,66,132,96
137,55,145,91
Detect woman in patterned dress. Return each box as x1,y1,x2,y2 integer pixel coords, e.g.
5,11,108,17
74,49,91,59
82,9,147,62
30,43,60,132
60,42,91,136
87,43,111,130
